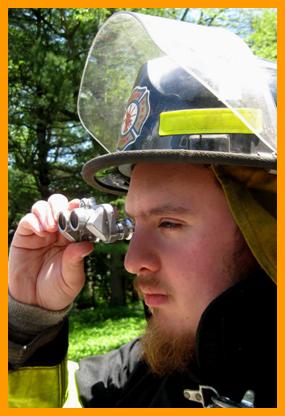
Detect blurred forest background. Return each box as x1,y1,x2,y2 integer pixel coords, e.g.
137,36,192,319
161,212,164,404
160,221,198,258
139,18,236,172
8,8,277,313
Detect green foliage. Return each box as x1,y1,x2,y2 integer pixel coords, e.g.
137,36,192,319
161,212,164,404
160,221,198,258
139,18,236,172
182,8,277,60
68,303,146,361
8,167,41,231
247,9,277,60
9,9,97,221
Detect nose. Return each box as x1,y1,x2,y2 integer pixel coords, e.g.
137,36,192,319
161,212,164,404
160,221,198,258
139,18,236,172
124,226,160,275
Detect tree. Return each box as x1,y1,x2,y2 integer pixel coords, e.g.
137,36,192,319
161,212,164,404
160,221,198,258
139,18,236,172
9,9,103,206
247,9,277,60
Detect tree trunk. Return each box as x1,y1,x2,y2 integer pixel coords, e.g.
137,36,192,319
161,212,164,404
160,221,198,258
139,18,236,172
110,252,126,306
35,121,51,199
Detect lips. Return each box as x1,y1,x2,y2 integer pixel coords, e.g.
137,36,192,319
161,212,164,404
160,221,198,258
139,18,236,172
143,293,168,307
134,276,169,307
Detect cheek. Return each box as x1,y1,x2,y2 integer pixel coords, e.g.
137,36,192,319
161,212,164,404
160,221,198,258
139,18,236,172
165,229,235,295
164,229,217,272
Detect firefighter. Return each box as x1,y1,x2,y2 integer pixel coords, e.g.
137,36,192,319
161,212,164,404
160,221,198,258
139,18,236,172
9,12,277,408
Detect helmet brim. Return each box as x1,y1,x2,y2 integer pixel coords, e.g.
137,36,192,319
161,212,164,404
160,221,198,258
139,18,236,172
82,149,277,195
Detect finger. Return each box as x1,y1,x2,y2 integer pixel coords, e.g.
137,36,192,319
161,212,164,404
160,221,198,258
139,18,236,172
18,212,45,236
32,200,58,232
61,241,93,292
48,194,69,221
63,241,94,263
12,213,57,249
68,199,80,210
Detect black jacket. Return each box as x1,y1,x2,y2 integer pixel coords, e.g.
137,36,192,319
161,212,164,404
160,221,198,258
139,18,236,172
76,271,276,407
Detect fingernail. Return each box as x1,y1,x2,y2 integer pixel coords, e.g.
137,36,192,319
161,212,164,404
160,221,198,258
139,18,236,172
81,248,94,258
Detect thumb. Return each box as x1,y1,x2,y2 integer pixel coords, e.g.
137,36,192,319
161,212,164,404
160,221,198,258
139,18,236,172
61,241,94,295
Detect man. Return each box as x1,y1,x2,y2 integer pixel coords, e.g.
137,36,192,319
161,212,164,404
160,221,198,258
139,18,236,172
8,12,277,408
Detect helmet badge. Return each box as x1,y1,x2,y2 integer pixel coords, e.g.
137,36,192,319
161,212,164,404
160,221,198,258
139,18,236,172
118,86,150,150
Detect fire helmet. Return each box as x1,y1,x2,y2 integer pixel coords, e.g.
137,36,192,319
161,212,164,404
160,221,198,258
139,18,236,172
78,12,277,195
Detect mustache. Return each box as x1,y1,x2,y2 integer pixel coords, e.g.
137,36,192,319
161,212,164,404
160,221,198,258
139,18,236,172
133,275,170,298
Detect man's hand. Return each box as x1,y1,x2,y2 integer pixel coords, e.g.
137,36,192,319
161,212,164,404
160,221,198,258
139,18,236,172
8,194,93,311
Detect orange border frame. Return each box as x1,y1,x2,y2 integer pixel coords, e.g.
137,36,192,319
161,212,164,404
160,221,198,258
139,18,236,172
2,2,283,415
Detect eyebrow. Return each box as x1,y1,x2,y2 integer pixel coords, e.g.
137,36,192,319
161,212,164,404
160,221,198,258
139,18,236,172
125,204,192,218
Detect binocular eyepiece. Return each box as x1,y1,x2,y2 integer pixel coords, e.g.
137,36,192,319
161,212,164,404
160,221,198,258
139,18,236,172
58,197,134,244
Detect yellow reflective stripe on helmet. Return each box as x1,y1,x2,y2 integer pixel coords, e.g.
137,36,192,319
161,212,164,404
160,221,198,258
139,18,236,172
159,108,262,136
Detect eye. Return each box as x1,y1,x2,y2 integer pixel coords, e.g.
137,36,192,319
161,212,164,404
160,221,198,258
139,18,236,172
159,221,183,230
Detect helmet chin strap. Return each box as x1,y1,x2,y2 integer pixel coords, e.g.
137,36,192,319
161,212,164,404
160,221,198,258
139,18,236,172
183,385,255,408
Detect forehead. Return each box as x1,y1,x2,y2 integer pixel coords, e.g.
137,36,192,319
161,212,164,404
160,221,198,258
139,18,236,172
125,162,222,215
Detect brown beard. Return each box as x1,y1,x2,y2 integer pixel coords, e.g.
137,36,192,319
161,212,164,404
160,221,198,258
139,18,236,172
134,275,196,376
140,313,195,376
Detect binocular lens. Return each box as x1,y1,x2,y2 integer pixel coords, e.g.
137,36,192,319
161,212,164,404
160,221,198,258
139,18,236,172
70,211,79,230
58,213,67,231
